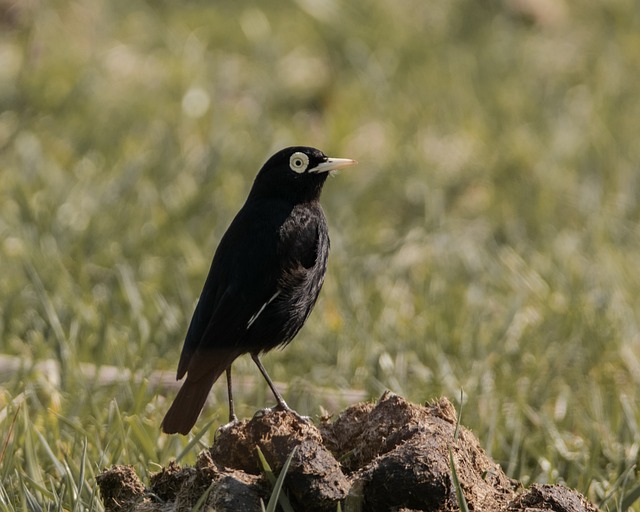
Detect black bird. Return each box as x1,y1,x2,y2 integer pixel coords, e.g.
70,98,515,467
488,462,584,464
162,146,357,435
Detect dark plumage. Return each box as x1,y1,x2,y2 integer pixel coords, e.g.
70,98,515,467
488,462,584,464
162,146,357,435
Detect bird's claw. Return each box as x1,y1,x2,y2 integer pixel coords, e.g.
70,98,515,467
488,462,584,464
214,416,240,440
251,404,311,424
292,411,312,424
273,403,312,424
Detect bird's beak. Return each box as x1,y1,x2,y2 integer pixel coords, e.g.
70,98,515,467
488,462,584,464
308,157,358,174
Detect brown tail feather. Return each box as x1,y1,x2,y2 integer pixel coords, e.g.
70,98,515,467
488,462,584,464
161,372,218,435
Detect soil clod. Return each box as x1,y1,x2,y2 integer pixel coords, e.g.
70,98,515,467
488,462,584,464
97,393,598,512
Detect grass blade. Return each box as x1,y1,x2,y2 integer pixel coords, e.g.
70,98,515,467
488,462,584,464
454,388,464,442
257,446,297,512
621,483,640,512
0,404,21,470
192,480,215,511
256,446,275,485
176,418,216,463
449,447,469,512
34,430,65,476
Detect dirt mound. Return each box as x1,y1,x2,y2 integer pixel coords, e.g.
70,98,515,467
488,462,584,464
97,392,598,512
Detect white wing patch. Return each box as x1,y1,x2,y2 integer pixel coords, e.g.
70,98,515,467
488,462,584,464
247,290,281,329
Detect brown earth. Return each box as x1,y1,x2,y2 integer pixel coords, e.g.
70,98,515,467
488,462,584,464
96,392,598,512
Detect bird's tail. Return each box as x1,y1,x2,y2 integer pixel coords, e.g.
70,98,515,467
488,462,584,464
161,372,219,435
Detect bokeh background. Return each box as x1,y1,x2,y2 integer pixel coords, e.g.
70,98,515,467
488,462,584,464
2,0,640,509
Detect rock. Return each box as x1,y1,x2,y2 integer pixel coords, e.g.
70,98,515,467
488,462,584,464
96,465,145,512
332,393,516,511
211,408,350,511
148,451,265,512
506,483,598,512
97,393,599,512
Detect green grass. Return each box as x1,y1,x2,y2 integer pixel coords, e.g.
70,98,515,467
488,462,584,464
2,0,640,509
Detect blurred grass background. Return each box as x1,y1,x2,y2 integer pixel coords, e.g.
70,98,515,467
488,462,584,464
1,0,640,509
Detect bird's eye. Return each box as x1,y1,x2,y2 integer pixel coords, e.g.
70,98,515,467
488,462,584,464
289,152,309,173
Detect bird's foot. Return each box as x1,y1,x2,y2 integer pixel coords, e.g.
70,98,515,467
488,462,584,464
214,415,240,439
251,399,312,424
270,402,312,424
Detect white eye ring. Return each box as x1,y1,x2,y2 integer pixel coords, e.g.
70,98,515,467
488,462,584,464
289,152,309,173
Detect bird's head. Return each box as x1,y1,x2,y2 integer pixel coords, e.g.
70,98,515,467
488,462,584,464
249,146,357,203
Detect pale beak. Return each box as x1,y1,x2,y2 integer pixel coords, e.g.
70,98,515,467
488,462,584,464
308,157,358,174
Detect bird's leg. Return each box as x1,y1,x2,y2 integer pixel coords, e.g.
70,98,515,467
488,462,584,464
226,367,239,423
251,353,291,411
250,353,311,423
215,367,240,437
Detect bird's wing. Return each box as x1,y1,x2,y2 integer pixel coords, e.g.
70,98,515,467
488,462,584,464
175,281,219,379
278,203,328,271
175,200,288,380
